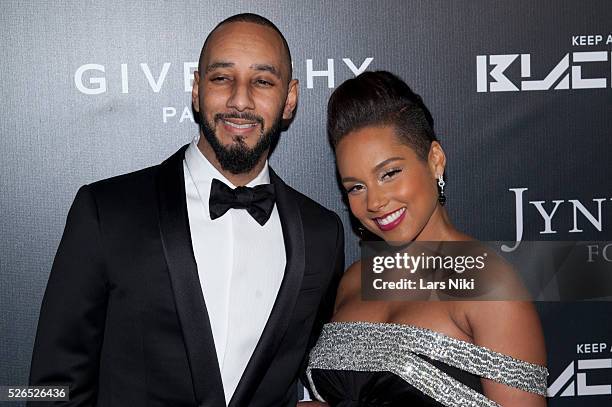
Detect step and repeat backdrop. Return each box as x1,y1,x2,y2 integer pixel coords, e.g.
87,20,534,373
1,1,611,405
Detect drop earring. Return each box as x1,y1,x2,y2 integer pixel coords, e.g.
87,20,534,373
357,224,366,239
437,174,446,206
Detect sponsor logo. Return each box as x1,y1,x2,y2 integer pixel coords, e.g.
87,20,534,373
503,188,610,252
477,52,611,92
548,342,612,397
73,57,374,95
73,57,374,123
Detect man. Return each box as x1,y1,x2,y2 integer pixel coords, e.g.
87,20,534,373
29,13,344,407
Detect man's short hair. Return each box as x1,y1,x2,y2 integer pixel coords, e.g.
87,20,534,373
198,13,293,81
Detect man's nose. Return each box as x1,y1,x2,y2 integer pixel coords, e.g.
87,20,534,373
227,80,255,111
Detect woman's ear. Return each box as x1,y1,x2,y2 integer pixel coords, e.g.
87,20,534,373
428,141,446,178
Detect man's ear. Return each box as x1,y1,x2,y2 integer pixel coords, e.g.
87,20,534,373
428,141,447,178
282,79,299,120
192,71,201,113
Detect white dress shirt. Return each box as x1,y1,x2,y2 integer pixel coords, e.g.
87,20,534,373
183,139,286,403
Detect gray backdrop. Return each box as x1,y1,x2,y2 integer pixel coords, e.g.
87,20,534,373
1,1,611,405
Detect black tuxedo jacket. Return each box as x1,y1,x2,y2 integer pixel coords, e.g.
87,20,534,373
29,146,344,407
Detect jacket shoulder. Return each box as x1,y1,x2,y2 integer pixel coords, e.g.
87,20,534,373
283,183,342,227
81,164,164,212
90,164,159,190
86,145,187,197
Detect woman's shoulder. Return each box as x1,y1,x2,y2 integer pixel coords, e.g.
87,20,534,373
434,232,532,300
461,299,546,363
334,260,362,311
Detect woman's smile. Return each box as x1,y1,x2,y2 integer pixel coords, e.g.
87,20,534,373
373,207,407,231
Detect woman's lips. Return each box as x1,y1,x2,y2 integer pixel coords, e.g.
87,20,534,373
374,207,406,231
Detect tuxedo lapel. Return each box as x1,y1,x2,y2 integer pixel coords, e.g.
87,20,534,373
229,168,306,407
156,145,226,407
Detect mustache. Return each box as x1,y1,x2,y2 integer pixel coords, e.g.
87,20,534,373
214,112,264,126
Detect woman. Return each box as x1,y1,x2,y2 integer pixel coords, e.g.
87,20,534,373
302,71,548,406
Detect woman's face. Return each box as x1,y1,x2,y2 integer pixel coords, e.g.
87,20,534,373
335,125,445,243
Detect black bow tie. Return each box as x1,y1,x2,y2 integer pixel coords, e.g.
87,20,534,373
209,178,276,226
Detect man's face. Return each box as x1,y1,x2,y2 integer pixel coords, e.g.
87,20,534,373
192,22,298,174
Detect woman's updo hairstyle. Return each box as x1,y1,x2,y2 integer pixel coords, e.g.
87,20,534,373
327,71,437,161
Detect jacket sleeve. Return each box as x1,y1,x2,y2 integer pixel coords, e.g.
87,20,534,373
299,212,345,394
28,185,109,406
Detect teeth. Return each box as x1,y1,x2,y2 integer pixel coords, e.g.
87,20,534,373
376,208,405,226
223,120,257,129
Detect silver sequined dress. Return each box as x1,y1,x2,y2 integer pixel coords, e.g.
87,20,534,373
306,321,548,406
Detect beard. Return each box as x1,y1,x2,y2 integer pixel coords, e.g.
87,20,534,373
199,111,282,174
